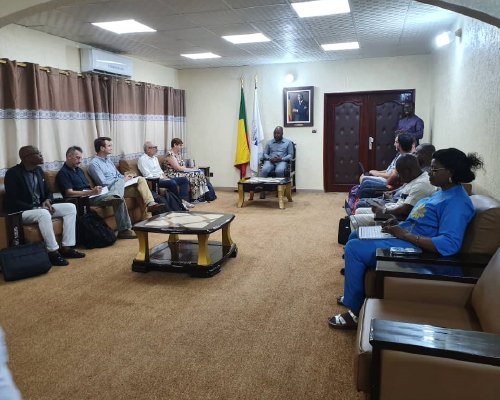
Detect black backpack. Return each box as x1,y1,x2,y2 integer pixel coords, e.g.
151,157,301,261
76,211,117,249
203,181,217,202
154,191,185,211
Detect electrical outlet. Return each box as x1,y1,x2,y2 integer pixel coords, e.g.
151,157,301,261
209,172,213,177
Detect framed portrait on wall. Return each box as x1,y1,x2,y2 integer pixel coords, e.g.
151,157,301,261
283,86,314,127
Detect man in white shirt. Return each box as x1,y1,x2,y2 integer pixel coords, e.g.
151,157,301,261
350,154,436,230
138,141,193,208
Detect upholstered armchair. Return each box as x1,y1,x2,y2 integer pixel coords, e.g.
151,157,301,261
355,247,500,399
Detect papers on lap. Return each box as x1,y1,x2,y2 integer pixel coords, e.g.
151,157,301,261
124,177,139,187
87,186,109,198
358,225,395,240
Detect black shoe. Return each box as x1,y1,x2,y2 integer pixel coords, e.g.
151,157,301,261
59,247,86,259
147,203,167,215
48,251,69,266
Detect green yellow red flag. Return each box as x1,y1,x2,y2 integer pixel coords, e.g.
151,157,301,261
234,86,250,177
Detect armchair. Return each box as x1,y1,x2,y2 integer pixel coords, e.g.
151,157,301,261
363,194,500,297
259,142,296,191
355,247,500,399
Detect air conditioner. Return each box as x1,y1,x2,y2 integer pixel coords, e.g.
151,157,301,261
80,48,133,78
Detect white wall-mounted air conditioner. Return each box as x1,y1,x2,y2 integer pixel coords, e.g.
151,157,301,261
80,48,133,78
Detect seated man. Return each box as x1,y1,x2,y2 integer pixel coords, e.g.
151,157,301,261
88,137,165,219
261,126,294,177
350,154,436,230
56,146,137,239
4,146,85,266
137,141,193,208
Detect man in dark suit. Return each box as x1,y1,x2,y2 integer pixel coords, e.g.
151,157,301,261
4,146,85,266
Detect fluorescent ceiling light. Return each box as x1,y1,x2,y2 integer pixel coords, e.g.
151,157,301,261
222,33,270,44
321,41,359,51
92,19,156,34
435,31,451,47
292,0,350,18
181,52,221,60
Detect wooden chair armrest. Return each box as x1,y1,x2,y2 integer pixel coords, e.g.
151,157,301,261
375,248,491,267
146,177,160,194
369,319,500,399
0,211,25,246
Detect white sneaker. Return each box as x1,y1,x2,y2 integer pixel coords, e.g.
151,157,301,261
182,200,195,209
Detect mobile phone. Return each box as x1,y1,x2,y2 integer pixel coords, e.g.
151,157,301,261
389,247,423,256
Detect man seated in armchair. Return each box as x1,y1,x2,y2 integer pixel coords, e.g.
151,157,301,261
56,146,137,240
4,145,85,266
260,126,294,178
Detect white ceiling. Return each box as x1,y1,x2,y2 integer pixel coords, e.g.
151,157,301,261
14,0,460,69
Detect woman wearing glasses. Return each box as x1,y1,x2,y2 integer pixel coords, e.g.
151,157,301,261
329,148,484,329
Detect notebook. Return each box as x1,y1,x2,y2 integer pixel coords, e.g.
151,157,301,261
358,225,395,240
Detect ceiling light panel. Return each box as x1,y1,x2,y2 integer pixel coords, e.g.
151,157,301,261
235,4,298,22
321,41,360,51
92,19,156,34
222,33,270,44
292,0,350,18
181,52,221,59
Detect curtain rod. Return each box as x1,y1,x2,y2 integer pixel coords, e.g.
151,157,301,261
0,59,156,86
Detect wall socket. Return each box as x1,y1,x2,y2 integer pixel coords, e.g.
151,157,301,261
209,172,214,177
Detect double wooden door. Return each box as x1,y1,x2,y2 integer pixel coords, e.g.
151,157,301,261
323,90,414,192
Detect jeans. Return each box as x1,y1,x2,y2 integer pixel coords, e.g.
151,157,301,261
261,160,288,177
92,178,132,231
159,177,190,201
21,202,77,252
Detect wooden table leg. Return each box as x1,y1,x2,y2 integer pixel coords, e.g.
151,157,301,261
237,183,245,207
277,184,285,209
197,233,212,266
285,182,293,202
134,231,150,262
222,223,234,246
168,233,179,242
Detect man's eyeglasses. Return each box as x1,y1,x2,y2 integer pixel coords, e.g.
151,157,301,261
430,167,446,174
147,146,158,149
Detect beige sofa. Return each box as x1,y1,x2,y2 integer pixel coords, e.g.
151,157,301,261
0,165,144,250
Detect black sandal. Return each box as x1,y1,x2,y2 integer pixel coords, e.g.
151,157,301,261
328,310,358,330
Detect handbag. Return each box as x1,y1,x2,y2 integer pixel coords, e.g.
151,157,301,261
0,242,52,281
337,216,352,245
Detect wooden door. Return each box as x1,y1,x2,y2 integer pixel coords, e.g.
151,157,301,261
323,90,414,192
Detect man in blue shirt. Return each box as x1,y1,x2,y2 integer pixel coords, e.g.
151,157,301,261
57,146,137,239
88,137,165,220
261,126,294,177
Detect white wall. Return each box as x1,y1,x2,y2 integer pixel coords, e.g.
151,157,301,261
179,55,432,190
431,16,500,198
0,24,179,87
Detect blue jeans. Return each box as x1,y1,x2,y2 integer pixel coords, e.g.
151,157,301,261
343,231,418,314
261,160,287,177
159,177,190,201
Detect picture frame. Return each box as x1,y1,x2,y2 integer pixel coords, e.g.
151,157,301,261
283,86,314,127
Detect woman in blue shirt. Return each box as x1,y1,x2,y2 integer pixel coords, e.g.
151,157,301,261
329,148,484,329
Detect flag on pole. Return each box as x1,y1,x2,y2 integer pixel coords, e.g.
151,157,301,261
234,85,250,178
250,79,264,174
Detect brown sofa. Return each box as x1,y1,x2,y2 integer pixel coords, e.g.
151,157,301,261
355,247,500,399
0,165,144,250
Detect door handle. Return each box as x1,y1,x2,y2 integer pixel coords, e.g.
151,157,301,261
368,136,374,150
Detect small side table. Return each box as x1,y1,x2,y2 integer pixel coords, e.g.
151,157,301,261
237,177,292,209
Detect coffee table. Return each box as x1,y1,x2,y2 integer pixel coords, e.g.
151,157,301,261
238,177,293,209
131,211,237,277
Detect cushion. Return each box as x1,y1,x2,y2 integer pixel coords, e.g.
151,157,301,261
471,248,500,334
461,195,500,255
